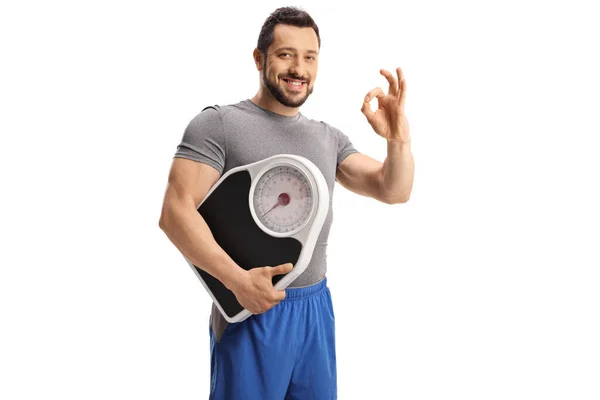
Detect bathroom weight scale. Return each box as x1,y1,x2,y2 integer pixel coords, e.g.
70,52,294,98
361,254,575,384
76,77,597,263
182,154,329,323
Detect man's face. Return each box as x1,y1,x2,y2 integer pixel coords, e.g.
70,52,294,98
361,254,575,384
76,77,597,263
261,24,319,108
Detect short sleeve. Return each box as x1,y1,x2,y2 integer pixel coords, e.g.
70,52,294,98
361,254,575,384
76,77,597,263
330,125,359,168
173,106,226,174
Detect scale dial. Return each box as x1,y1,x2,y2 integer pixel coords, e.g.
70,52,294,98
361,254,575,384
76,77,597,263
252,164,314,235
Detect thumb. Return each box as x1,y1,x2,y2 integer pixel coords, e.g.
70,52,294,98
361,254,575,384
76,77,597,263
271,263,294,276
362,87,384,123
361,98,374,122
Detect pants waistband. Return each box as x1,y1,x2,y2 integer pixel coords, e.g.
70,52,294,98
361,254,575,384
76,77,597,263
282,277,327,300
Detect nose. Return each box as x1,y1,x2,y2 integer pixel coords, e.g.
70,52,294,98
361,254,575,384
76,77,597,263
288,66,308,81
288,58,309,79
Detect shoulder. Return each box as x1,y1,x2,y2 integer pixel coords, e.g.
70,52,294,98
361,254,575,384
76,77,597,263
315,119,351,142
299,116,343,137
185,104,222,133
186,99,251,128
192,99,248,119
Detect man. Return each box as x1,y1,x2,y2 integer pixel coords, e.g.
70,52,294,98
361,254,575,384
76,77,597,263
159,6,414,399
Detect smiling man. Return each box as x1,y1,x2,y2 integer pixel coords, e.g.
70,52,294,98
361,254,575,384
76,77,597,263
159,6,414,399
255,24,317,110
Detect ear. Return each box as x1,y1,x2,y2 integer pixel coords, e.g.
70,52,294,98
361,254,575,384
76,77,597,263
253,48,263,71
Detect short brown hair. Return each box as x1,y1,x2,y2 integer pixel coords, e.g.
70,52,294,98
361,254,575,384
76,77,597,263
257,6,321,56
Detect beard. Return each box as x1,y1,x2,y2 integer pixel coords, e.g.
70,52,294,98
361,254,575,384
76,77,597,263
262,62,313,108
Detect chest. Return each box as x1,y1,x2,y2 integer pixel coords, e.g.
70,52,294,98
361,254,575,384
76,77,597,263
223,124,338,192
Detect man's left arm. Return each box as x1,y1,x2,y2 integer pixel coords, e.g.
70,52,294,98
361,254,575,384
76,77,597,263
335,67,414,205
336,139,413,204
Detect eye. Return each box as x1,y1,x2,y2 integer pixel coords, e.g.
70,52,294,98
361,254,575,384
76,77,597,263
306,56,316,61
280,52,292,58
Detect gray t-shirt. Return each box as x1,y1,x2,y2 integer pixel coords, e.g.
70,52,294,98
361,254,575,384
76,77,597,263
173,98,359,340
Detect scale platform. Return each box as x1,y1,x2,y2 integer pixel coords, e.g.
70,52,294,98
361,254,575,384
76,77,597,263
182,154,330,323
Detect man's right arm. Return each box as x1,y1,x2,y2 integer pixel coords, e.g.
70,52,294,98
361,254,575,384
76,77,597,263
158,157,246,291
158,157,291,314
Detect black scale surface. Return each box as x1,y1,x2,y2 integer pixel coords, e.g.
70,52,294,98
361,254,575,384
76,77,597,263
195,170,302,318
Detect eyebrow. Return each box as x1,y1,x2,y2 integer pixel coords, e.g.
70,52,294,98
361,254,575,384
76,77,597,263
274,47,319,55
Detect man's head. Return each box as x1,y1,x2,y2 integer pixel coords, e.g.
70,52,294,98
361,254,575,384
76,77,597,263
254,7,320,108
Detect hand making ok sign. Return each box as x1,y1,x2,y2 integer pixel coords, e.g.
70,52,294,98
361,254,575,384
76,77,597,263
361,67,411,144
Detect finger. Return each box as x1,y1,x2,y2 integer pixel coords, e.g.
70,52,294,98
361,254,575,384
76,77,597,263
380,69,398,96
396,67,404,83
361,87,385,121
364,87,385,104
275,289,286,301
397,67,406,110
361,99,374,121
399,78,406,112
270,263,294,276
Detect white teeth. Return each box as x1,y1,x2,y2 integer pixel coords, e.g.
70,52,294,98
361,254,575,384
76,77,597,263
285,80,303,86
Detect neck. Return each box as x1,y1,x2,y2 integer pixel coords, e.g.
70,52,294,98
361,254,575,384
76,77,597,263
250,88,300,117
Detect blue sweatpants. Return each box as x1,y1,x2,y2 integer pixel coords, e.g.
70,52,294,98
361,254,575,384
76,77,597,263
209,277,337,399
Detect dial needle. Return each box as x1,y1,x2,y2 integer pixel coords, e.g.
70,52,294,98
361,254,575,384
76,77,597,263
260,193,290,219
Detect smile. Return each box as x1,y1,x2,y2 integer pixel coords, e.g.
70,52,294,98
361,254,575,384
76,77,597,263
282,78,306,91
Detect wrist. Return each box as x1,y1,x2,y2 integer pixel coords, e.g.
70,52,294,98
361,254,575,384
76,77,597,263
387,132,410,142
387,137,411,147
223,266,248,292
208,249,248,291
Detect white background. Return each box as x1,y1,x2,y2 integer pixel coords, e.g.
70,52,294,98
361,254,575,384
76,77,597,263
1,0,599,399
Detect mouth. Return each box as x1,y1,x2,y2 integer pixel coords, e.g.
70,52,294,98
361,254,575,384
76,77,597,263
281,78,307,92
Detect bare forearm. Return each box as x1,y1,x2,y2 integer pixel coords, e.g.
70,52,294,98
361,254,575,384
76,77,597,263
159,203,245,290
381,139,414,203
